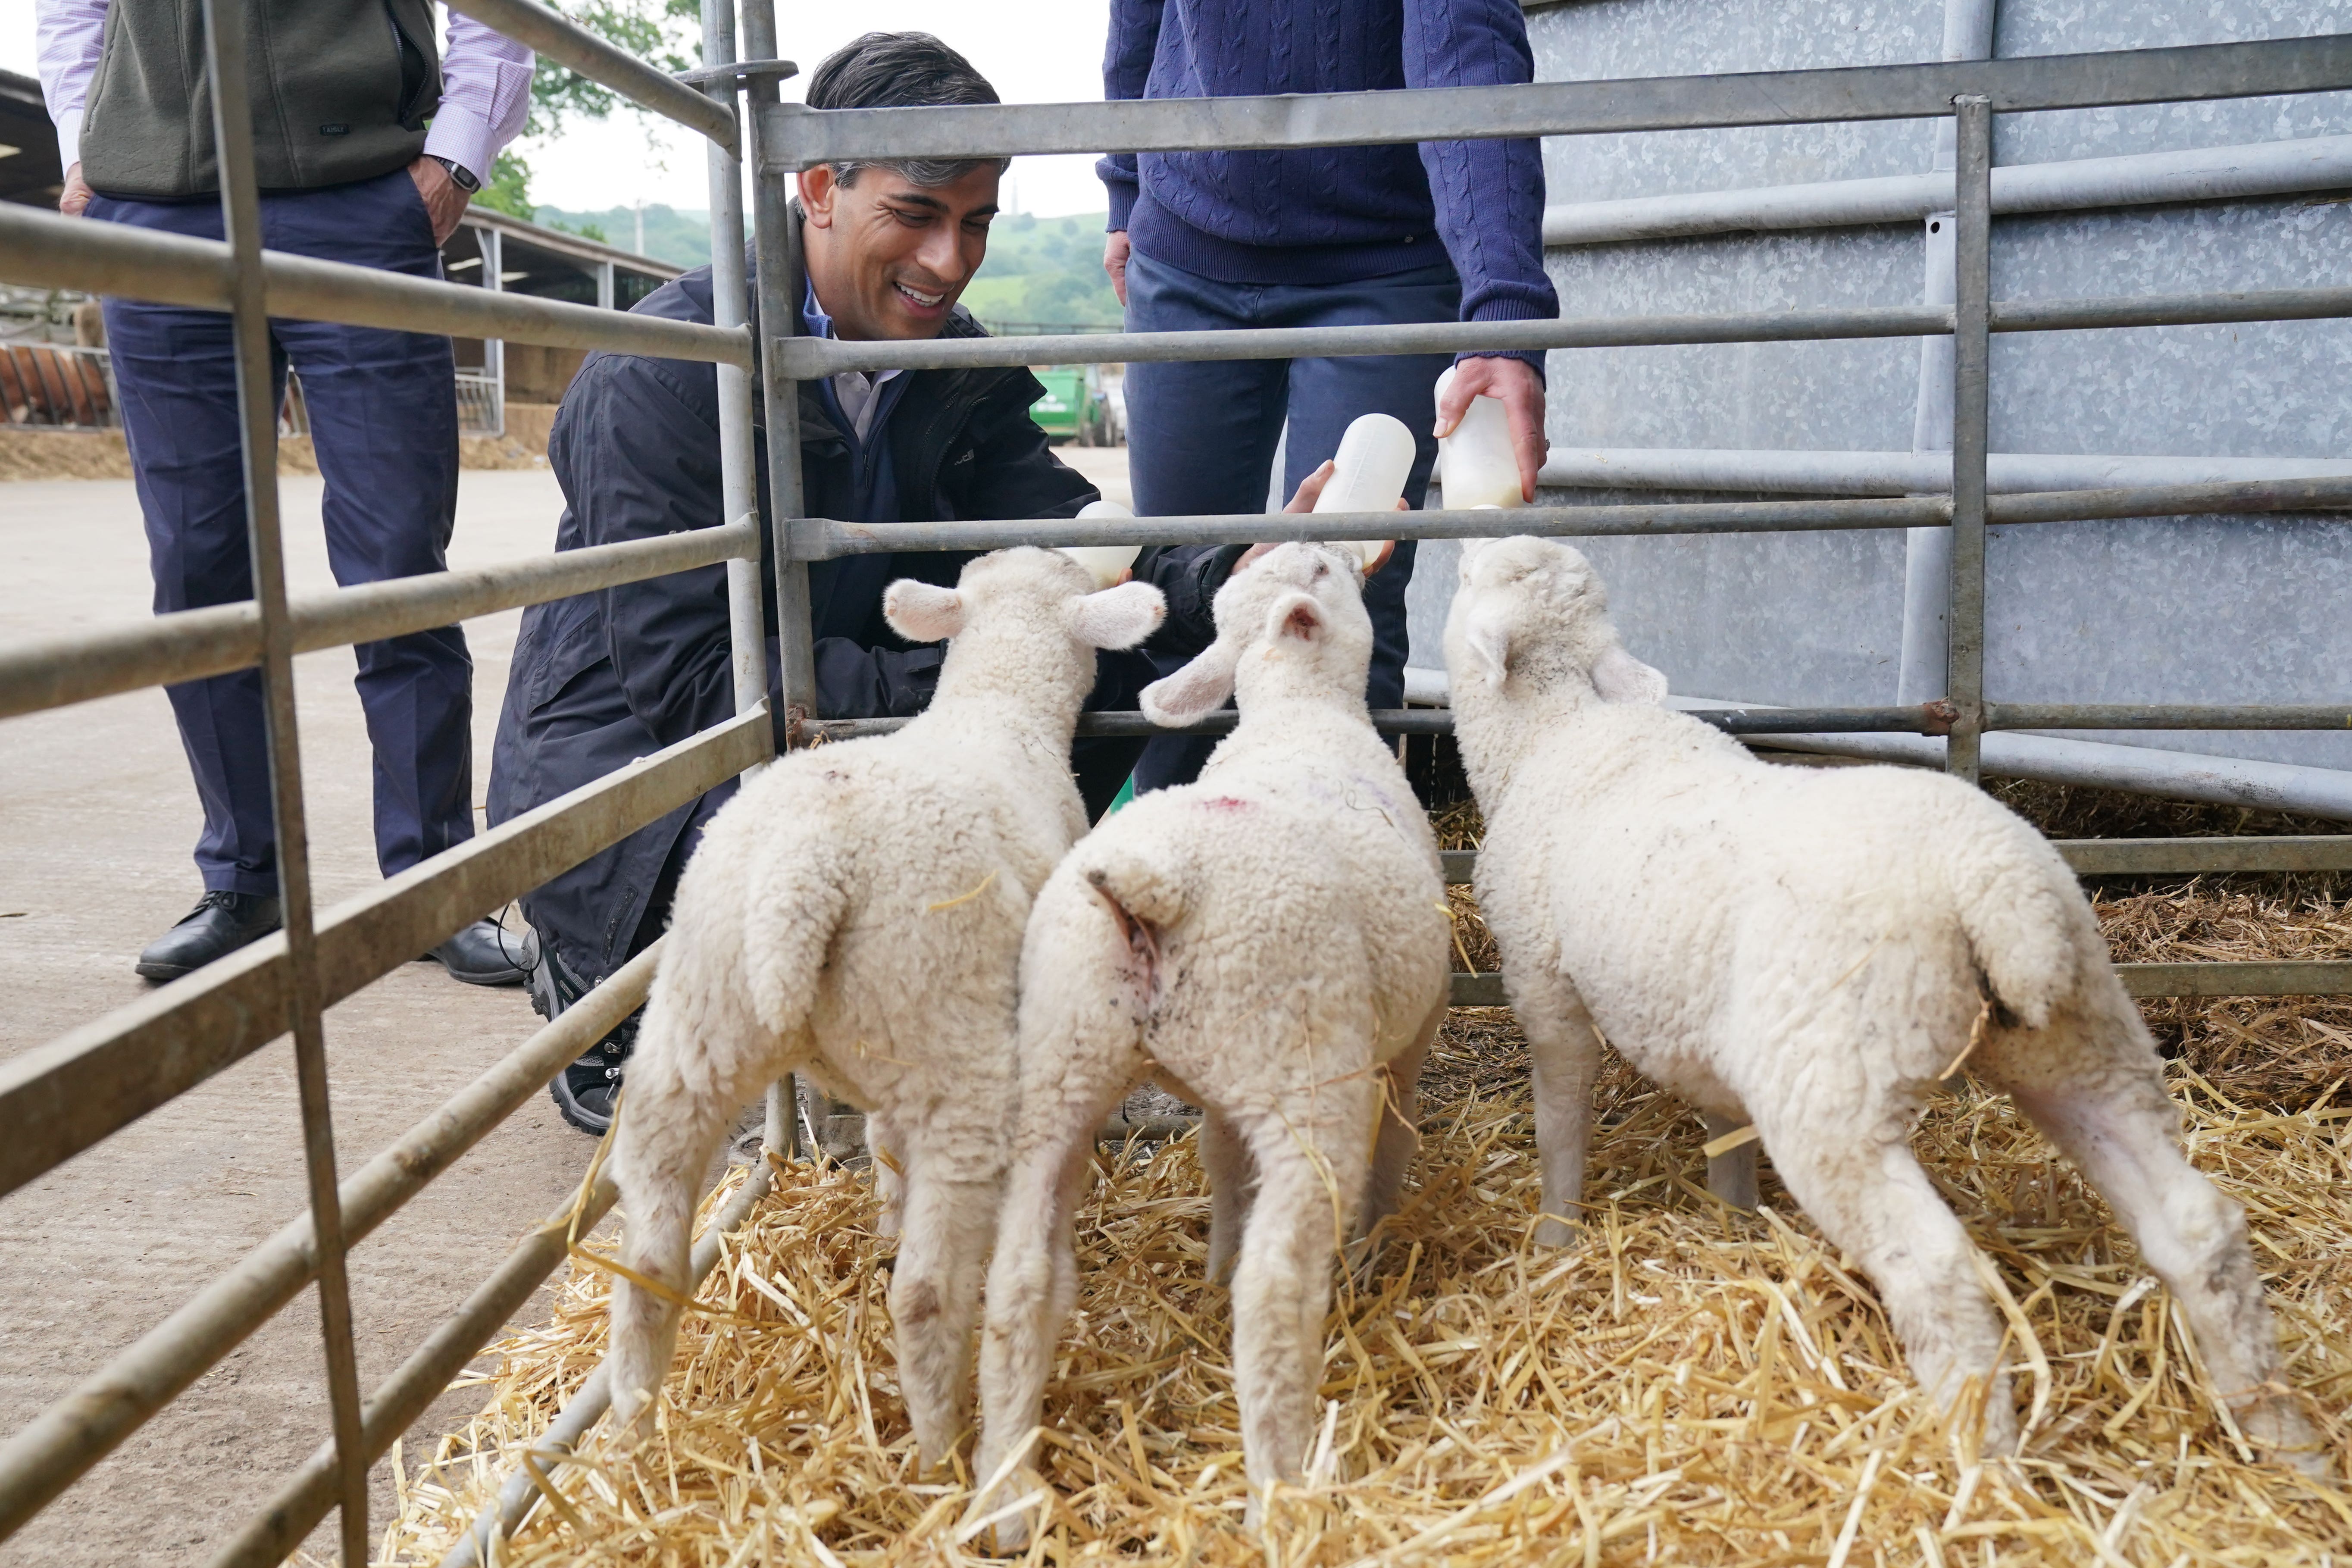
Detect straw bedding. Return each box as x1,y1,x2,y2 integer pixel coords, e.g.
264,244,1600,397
378,793,2350,1566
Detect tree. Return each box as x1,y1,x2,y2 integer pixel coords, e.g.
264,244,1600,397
471,0,702,221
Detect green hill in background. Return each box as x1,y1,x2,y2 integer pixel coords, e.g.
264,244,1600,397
957,213,1122,329
533,204,722,268
530,205,1120,329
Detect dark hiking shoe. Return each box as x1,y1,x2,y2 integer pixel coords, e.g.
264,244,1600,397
135,892,281,981
424,919,529,986
527,933,640,1138
550,1026,636,1137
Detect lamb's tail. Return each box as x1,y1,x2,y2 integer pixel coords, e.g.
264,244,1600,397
1075,839,1193,996
739,836,852,1039
1944,829,2083,1032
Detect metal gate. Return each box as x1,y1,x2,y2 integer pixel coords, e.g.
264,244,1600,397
0,1,2348,1563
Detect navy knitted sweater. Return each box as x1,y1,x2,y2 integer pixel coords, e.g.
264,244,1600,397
1098,0,1557,330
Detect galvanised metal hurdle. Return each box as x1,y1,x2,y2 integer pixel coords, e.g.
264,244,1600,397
0,3,2349,1562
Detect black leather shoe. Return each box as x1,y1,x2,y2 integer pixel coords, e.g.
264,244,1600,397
136,891,282,982
425,919,529,986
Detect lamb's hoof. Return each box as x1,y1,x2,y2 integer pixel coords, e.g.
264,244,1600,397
610,1382,658,1443
961,1466,1050,1555
1530,1214,1574,1249
2240,1396,2330,1477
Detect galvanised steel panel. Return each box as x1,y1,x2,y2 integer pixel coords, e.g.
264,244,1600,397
1451,0,2352,776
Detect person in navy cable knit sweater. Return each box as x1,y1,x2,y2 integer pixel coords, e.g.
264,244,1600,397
1101,0,1558,793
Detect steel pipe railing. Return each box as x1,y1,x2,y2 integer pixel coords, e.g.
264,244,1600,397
773,283,2352,376
0,942,661,1541
445,0,738,148
0,520,758,723
791,475,2352,561
757,35,2352,168
0,711,766,1205
1536,448,2352,497
1540,131,2352,247
0,203,751,368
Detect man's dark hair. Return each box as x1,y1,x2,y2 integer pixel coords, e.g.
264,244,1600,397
804,32,1009,189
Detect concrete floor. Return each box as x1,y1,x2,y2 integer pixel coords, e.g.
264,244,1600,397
0,444,1133,1564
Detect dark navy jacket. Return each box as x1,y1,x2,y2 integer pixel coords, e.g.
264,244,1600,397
487,265,1234,989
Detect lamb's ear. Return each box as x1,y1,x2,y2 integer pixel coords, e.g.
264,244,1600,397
1070,580,1167,650
1264,591,1326,644
1592,642,1668,705
1457,606,1512,690
882,580,964,643
1141,638,1240,727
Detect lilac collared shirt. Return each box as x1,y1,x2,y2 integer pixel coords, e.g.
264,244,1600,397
34,0,535,183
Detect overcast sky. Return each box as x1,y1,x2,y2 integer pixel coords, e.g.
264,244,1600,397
0,0,1118,217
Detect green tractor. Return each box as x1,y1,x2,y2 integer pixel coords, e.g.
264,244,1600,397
1027,363,1122,446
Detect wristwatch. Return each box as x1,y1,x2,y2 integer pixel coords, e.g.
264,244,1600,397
427,155,480,192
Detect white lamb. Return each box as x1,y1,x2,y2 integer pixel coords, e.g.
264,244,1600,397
1442,535,2321,1468
604,548,1167,1467
971,542,1452,1538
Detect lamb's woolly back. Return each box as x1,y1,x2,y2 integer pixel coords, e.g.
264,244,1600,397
607,546,1167,1466
1437,535,2318,1472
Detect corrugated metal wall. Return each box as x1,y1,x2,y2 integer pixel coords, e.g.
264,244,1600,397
1404,0,2352,771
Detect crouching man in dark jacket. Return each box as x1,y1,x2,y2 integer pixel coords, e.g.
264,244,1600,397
488,32,1234,1135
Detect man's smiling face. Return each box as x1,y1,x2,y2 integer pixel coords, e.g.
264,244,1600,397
798,160,999,341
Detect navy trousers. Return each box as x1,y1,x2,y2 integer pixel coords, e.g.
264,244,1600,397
92,170,471,894
1121,249,1458,792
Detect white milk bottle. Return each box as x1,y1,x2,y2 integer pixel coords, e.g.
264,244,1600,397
1311,411,1417,570
1433,364,1523,511
1057,499,1142,588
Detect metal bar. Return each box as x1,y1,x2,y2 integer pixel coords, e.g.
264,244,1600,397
744,0,817,732
800,498,1949,558
703,0,771,732
777,305,1954,376
1440,837,2352,885
2059,836,2352,874
789,475,2352,563
757,36,2352,167
1995,285,2352,334
0,204,750,366
775,283,2352,376
207,1178,626,1568
1537,447,2352,497
805,704,1955,742
196,0,367,1552
0,713,766,1205
1946,97,1993,785
0,944,661,1543
1988,704,2352,730
2118,962,2352,998
443,0,737,147
439,1160,782,1568
1541,132,2352,247
0,518,754,730
1446,963,2352,1005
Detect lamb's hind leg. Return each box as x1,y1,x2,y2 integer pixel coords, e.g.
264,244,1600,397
1232,1077,1376,1527
1506,963,1604,1246
971,1025,1143,1547
888,1126,1004,1471
1357,998,1445,1253
1986,991,2324,1473
1758,1102,2018,1455
1201,1109,1256,1286
607,984,775,1438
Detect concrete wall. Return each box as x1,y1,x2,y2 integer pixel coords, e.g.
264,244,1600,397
1404,0,2352,770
